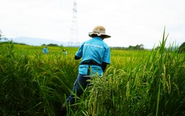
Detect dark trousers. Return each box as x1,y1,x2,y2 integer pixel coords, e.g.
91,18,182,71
66,74,91,105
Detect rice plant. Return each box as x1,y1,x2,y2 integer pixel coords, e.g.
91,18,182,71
75,29,185,116
0,29,185,116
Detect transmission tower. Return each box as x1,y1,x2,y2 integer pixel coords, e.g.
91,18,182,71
68,0,80,47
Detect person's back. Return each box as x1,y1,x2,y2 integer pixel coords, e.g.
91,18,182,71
82,37,108,64
43,46,48,54
76,36,110,76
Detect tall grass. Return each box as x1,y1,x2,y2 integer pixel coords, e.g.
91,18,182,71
0,29,185,116
76,30,185,116
0,42,79,115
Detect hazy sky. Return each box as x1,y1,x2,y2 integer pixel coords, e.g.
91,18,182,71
0,0,185,48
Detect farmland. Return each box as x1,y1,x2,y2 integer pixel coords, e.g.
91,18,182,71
0,36,185,116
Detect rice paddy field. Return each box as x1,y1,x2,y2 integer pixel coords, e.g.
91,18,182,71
0,34,185,116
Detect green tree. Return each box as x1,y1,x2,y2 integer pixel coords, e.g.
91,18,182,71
41,44,46,46
128,44,144,50
47,43,59,46
178,42,185,53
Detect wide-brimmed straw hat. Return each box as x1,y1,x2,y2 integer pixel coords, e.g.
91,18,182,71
89,26,111,38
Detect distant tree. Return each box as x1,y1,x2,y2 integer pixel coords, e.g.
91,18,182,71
135,44,144,50
139,44,144,50
178,42,185,53
41,43,59,46
47,43,59,46
13,42,27,45
111,47,126,50
136,44,140,50
41,44,46,46
128,44,144,50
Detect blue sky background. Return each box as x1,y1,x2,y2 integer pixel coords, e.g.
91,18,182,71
0,0,185,48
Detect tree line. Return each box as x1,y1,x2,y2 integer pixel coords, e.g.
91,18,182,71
1,30,185,53
111,44,144,50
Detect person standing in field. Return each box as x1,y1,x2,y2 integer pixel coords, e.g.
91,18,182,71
43,46,48,54
62,49,67,55
58,25,111,116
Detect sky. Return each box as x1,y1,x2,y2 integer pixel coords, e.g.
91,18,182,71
0,0,185,48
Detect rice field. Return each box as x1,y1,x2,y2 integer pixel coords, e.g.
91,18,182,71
0,32,185,116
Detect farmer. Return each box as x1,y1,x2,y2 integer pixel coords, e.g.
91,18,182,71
62,49,67,55
58,25,111,116
43,46,48,54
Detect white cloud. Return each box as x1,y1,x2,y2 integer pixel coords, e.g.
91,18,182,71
0,0,185,48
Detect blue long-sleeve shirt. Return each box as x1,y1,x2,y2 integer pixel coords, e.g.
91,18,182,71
43,47,48,54
75,37,110,76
